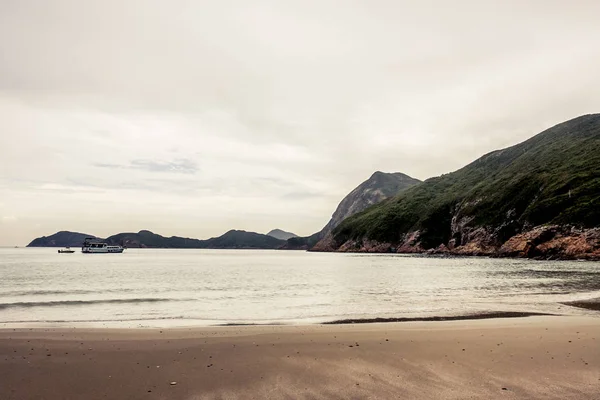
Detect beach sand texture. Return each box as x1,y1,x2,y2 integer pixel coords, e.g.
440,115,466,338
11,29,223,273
1,316,599,399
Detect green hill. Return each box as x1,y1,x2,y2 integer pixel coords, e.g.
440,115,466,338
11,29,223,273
320,171,422,237
27,231,96,247
282,171,420,250
284,232,322,250
203,230,285,249
327,114,600,259
105,230,206,248
105,229,285,249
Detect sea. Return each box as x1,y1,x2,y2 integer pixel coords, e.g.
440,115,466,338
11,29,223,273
1,247,599,328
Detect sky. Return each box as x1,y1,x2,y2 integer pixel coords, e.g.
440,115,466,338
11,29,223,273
1,0,600,245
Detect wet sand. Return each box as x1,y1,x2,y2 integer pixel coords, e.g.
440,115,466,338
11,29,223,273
1,316,599,399
563,298,600,312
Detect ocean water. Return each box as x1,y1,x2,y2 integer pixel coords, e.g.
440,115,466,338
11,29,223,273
0,248,599,327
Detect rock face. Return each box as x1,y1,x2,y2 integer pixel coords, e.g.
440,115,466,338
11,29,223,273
326,114,600,260
266,229,298,241
323,225,600,260
298,171,420,250
498,225,600,260
27,231,96,247
321,171,421,237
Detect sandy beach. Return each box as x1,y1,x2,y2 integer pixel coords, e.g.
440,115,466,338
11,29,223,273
1,316,599,399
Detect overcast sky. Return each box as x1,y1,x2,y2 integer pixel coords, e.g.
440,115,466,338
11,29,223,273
1,0,600,245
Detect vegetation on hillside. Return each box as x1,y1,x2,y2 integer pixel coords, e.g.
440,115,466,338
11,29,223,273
29,229,285,249
284,171,421,249
322,171,421,235
105,230,206,248
27,231,96,247
266,229,298,241
284,232,322,249
106,230,285,249
202,230,285,249
333,114,600,248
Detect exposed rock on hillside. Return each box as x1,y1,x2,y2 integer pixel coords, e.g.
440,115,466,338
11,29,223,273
325,114,600,260
321,171,421,237
286,171,421,250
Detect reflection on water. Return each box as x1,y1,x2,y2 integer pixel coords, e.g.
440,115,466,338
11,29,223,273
0,248,599,327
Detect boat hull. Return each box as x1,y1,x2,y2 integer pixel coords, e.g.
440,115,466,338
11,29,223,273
82,248,124,254
81,238,124,253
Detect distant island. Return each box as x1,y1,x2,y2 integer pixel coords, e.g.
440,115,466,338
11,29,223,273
28,229,287,250
266,229,298,241
28,231,97,248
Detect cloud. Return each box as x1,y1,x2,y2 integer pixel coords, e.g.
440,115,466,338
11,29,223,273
94,158,198,174
130,159,197,174
1,0,600,244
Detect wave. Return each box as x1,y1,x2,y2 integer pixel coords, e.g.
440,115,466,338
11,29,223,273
499,269,600,277
323,311,556,325
562,297,600,312
0,316,191,324
0,312,559,327
1,288,141,296
0,298,190,310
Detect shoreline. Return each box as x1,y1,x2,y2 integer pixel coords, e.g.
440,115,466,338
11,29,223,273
310,247,600,261
2,316,599,399
16,245,600,261
0,310,580,330
322,311,557,324
563,298,600,312
311,225,600,261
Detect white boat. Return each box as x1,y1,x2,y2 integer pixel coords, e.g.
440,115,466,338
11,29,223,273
82,238,124,254
58,247,75,254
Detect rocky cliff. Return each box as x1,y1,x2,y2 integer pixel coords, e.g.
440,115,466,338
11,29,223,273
321,171,422,237
284,171,421,250
323,114,600,260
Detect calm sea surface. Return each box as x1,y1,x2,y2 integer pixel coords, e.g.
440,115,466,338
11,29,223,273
1,248,599,327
